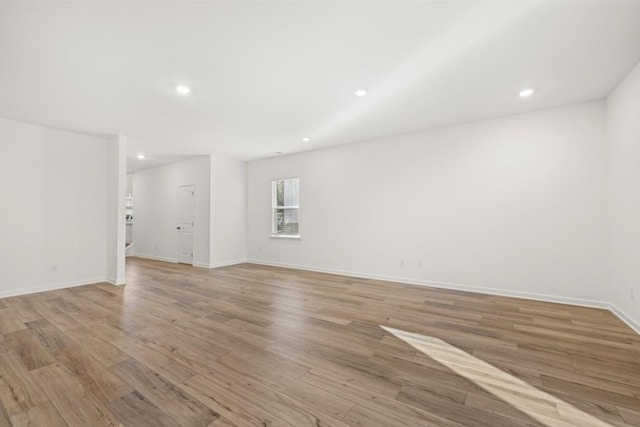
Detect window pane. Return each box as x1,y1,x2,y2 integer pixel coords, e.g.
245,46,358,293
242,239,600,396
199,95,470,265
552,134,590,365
282,179,299,206
272,178,299,236
276,180,284,206
276,208,299,235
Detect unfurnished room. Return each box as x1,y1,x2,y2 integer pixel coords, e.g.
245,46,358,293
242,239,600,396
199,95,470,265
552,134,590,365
1,1,640,426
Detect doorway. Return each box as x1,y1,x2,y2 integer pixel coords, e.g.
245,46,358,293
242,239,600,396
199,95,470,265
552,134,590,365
177,184,195,264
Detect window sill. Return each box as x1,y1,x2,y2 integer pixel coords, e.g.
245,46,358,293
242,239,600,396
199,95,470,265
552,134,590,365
269,234,300,239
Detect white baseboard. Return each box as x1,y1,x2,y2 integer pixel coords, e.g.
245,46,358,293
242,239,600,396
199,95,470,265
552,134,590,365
609,304,640,335
0,276,107,299
132,253,178,264
247,259,608,308
134,253,217,270
211,258,247,269
133,255,246,270
106,277,126,286
247,258,640,335
193,262,211,269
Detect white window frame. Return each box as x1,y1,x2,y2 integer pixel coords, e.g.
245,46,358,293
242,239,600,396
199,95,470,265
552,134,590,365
270,178,300,239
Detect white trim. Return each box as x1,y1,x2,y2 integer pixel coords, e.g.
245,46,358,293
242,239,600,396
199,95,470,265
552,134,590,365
247,259,640,336
193,262,211,269
269,234,300,239
211,258,247,269
133,253,178,264
134,255,247,269
247,259,608,309
144,257,247,269
106,277,126,286
0,276,106,299
609,304,640,335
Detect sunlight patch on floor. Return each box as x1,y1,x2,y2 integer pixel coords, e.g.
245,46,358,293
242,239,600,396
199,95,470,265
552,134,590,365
382,326,612,427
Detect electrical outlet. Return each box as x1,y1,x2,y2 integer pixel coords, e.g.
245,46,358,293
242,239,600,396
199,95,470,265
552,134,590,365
400,259,405,267
51,264,58,272
417,261,423,268
631,287,635,301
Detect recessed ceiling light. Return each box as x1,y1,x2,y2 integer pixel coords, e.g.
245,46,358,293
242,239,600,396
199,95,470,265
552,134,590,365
137,154,145,160
519,88,534,98
301,137,310,142
175,84,191,95
354,89,368,97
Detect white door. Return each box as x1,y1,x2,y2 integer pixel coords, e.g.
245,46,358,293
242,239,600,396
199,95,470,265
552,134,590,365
177,185,195,264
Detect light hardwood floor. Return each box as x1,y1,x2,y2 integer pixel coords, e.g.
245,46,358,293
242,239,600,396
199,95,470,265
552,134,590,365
1,257,639,426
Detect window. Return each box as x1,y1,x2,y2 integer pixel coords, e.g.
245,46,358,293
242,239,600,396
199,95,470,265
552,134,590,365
271,178,299,237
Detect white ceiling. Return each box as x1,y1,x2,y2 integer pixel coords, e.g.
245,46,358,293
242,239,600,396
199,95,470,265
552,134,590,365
2,1,640,169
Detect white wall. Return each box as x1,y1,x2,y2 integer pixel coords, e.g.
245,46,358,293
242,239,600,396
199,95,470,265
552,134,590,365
0,118,109,296
606,61,640,329
248,102,608,304
133,156,211,267
210,155,247,267
126,173,134,195
106,135,127,284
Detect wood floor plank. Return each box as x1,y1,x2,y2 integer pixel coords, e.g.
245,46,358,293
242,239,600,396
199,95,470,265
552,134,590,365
108,390,176,427
0,352,49,417
180,374,291,426
58,325,130,368
208,417,237,427
3,330,56,371
235,365,354,421
53,346,133,402
618,406,640,425
0,257,638,427
0,401,11,427
229,378,351,427
28,323,79,355
9,401,67,427
0,310,27,335
110,358,219,426
2,304,42,325
30,362,121,427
